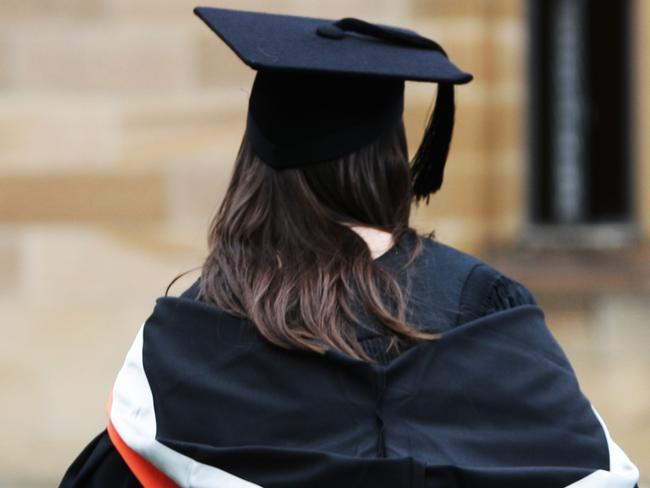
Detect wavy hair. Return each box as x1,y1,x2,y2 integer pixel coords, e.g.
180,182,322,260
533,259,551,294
194,120,439,362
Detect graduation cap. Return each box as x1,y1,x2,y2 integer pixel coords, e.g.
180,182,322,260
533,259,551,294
194,7,473,202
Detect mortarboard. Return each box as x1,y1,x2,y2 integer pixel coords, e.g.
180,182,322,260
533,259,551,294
194,7,473,202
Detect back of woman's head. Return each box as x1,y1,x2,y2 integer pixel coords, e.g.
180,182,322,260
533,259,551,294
199,120,439,362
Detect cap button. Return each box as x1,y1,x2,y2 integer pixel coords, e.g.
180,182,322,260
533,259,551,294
316,23,345,40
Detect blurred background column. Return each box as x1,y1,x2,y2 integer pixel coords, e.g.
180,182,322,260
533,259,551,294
526,0,634,246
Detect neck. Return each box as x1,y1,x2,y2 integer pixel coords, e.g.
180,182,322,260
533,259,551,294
340,223,394,259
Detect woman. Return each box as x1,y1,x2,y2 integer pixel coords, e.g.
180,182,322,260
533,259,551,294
60,7,639,488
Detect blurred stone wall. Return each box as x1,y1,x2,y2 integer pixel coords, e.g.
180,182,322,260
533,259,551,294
0,0,648,485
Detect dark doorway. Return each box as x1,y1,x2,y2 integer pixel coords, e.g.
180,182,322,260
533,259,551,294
527,0,633,228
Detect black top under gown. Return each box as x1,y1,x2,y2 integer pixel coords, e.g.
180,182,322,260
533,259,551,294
59,234,538,487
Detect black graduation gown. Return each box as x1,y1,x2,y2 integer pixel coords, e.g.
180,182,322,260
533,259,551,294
59,235,639,487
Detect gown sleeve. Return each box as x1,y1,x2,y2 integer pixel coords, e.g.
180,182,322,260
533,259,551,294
456,263,537,326
60,275,639,486
481,272,538,312
59,281,205,487
58,431,141,487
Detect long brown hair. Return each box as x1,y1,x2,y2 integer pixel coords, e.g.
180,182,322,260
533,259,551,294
196,119,439,362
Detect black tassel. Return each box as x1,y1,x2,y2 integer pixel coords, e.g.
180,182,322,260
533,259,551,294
410,83,455,205
321,17,459,204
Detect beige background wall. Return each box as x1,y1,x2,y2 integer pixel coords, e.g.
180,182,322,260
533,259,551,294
0,0,648,485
